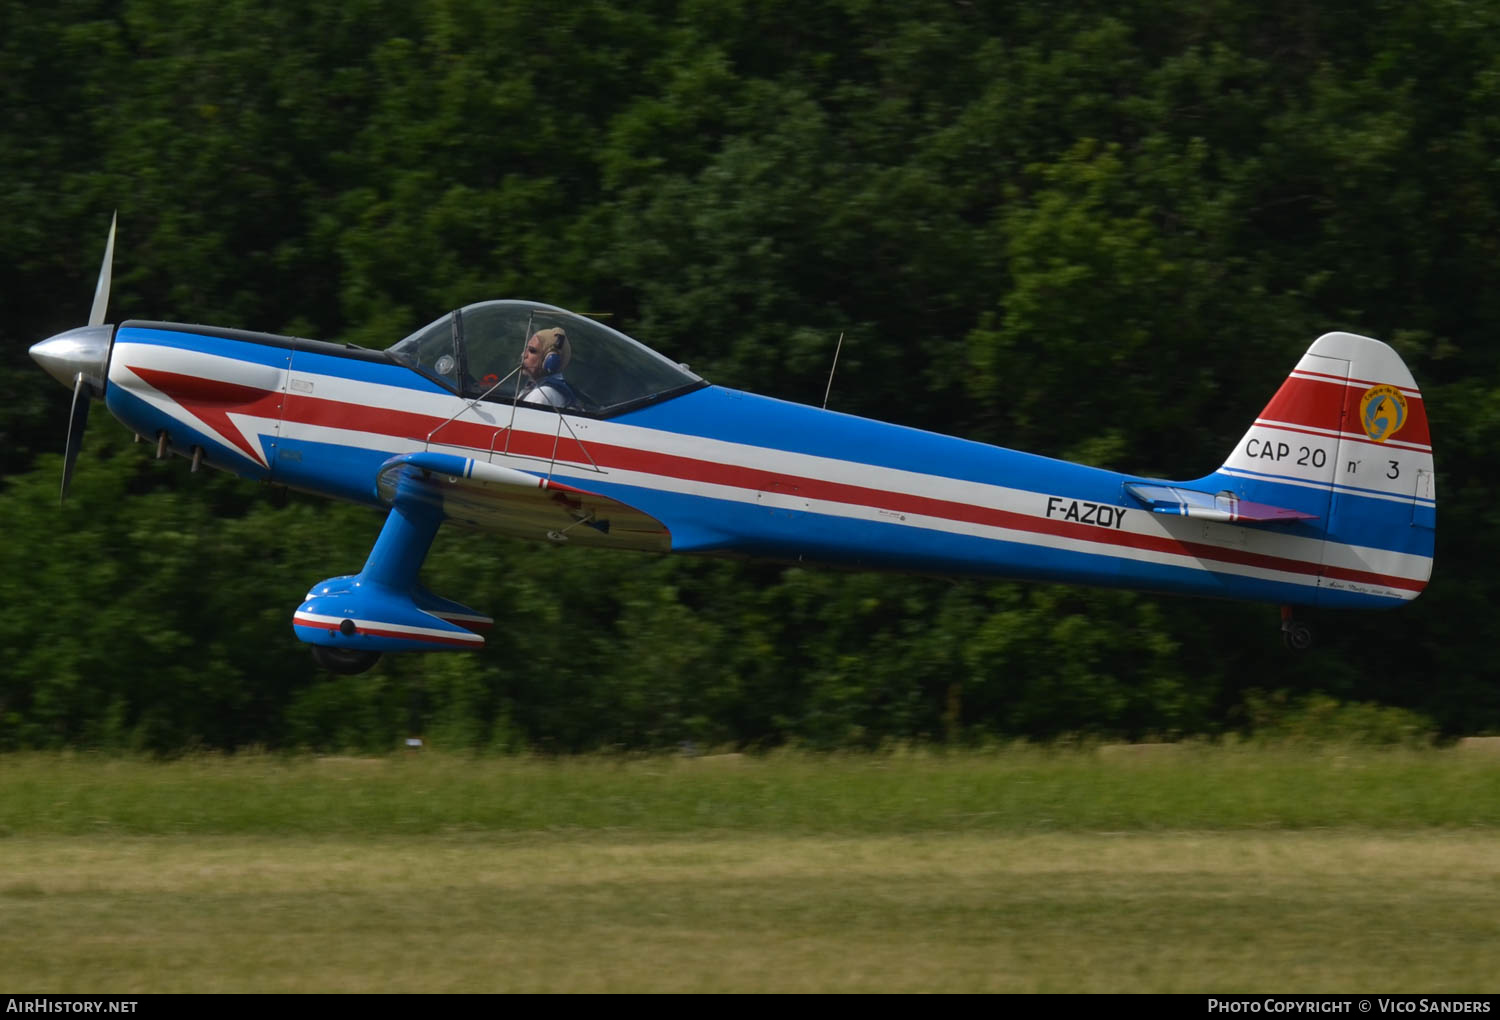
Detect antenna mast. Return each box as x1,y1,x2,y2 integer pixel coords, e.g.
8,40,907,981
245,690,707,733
822,332,845,410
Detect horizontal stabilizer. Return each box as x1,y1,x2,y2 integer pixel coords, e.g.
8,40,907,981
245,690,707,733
1124,482,1317,524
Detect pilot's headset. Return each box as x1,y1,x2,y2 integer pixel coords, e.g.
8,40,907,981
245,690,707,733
532,328,570,375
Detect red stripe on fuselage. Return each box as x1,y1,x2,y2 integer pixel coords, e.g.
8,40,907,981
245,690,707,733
283,393,1427,593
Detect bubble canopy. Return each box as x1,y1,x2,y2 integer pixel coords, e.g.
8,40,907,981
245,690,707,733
386,301,703,416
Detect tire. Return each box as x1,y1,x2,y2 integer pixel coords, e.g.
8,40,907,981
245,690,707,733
1281,620,1314,651
311,645,382,675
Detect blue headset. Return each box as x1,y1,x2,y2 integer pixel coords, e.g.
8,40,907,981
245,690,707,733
542,332,566,375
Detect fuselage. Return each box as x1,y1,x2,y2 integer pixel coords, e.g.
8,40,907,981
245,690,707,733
101,318,1433,611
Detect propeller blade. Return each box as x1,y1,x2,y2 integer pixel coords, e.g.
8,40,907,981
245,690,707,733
60,372,91,504
87,211,116,328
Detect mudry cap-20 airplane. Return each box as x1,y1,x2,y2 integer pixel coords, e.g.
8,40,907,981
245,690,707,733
30,217,1435,673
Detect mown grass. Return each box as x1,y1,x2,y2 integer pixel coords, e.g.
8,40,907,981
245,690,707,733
2,743,1498,836
1,746,1498,991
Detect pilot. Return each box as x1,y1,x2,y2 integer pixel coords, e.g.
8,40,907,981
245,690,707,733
519,327,579,408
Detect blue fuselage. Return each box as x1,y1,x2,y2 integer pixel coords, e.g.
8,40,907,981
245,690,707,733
103,320,1435,614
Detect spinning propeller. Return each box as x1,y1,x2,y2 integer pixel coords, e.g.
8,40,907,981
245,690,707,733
29,213,117,503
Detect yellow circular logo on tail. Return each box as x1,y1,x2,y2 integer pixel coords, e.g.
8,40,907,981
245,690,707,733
1359,384,1408,443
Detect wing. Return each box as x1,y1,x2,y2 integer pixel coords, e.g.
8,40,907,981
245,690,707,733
375,451,671,551
1123,482,1317,524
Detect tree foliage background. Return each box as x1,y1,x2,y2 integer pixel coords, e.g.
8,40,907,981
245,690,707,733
2,0,1497,751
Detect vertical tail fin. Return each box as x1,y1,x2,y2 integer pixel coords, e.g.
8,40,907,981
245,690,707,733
1214,332,1435,607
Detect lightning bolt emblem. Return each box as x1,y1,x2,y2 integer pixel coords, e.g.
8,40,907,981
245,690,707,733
127,366,282,467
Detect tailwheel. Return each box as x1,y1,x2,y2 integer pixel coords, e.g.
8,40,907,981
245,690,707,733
1280,606,1314,651
312,645,382,675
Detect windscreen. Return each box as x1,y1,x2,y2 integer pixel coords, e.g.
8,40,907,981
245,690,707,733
388,301,702,415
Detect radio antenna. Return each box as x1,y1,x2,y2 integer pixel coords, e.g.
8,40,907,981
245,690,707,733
822,332,845,410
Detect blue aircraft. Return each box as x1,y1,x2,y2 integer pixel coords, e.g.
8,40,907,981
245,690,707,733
30,217,1435,673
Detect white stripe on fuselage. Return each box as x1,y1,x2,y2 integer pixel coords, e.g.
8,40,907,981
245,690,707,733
289,364,1433,594
139,350,1431,596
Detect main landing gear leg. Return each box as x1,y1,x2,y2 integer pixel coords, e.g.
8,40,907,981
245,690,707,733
1280,605,1314,651
294,469,490,673
301,494,445,675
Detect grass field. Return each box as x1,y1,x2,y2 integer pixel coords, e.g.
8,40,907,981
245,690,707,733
2,747,1498,992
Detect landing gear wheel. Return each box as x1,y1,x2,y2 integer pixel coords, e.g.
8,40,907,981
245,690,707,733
312,645,382,675
1281,619,1314,651
1279,606,1314,651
